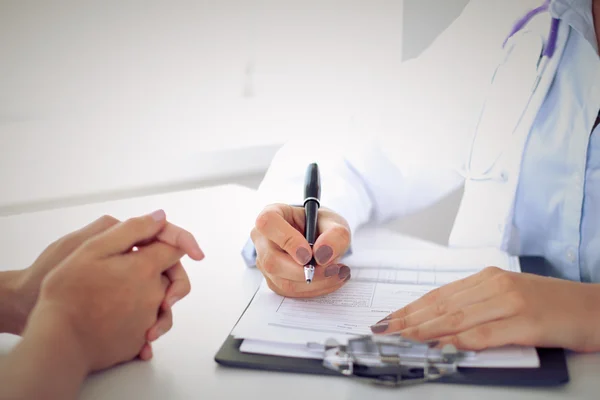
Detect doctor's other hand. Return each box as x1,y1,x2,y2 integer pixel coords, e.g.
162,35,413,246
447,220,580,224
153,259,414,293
251,203,352,298
370,267,600,353
26,211,191,373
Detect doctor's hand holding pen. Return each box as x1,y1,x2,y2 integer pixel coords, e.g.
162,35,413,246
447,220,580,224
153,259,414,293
250,203,352,298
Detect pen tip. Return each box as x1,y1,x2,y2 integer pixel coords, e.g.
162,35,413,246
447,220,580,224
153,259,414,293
304,265,315,285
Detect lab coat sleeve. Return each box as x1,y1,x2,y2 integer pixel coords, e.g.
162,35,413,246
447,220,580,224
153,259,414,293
253,133,466,241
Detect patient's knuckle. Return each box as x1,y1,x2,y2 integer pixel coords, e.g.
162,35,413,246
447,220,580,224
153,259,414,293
181,278,192,297
77,234,104,256
160,274,170,290
97,214,119,229
124,216,146,232
53,235,79,255
164,314,174,331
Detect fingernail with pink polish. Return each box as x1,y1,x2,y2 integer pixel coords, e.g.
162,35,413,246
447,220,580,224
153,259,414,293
315,245,333,264
370,323,389,334
324,264,340,277
151,209,166,222
338,265,351,280
296,247,311,264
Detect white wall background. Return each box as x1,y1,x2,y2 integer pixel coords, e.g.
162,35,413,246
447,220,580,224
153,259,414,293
387,0,469,244
0,0,470,244
0,0,404,212
401,0,469,61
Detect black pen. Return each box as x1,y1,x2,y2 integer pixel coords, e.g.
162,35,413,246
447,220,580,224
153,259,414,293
303,163,321,284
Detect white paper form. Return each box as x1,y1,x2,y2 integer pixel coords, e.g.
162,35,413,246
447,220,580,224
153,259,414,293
232,248,539,368
342,247,521,285
234,280,539,367
232,280,429,344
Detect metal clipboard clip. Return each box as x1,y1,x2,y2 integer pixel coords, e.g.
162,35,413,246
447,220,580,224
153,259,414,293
307,334,466,387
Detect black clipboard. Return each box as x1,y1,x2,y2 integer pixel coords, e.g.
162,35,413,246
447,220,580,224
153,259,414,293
215,256,569,387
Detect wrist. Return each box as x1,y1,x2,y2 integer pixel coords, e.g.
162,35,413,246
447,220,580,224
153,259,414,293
25,301,90,380
0,301,90,400
0,270,30,335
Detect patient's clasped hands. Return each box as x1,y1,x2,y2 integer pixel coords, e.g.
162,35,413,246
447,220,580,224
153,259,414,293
9,210,203,369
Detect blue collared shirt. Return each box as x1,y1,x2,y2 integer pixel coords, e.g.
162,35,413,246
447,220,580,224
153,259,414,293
513,0,600,282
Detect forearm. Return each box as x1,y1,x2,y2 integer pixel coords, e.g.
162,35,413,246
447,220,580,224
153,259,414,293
0,270,27,335
0,303,88,400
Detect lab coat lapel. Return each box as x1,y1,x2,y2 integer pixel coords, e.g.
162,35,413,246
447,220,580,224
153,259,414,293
448,16,570,251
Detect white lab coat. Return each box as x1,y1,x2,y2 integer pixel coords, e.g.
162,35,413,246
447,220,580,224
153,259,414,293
255,0,570,251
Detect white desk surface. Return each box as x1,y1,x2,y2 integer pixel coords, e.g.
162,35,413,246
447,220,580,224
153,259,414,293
0,184,598,399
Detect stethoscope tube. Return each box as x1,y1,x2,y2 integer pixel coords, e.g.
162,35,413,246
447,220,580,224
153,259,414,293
459,2,560,182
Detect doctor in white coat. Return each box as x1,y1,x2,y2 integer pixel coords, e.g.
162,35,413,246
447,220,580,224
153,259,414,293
247,0,600,353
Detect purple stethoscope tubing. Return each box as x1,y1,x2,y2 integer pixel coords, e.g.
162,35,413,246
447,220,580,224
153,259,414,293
461,1,561,181
503,0,560,58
